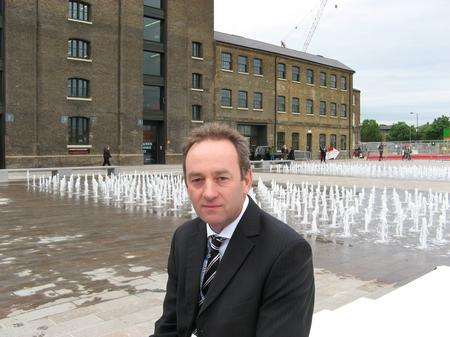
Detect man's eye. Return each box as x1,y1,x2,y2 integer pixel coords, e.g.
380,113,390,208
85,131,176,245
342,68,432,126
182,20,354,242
218,176,229,181
191,178,203,183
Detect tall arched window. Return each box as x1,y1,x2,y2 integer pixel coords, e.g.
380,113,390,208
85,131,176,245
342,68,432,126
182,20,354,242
68,78,89,98
68,39,90,59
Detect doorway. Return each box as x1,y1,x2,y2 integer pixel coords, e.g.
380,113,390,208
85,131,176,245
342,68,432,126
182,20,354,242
142,121,164,164
306,133,312,152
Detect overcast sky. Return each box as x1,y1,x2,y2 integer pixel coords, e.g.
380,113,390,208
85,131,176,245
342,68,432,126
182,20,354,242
214,0,450,125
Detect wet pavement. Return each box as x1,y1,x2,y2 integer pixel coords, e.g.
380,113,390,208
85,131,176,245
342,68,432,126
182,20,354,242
1,174,450,336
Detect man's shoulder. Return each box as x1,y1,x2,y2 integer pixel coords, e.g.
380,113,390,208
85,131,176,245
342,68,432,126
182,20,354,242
172,217,203,240
257,208,310,252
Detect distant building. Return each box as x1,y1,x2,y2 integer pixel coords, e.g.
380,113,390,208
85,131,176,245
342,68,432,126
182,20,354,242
0,0,360,168
379,124,392,141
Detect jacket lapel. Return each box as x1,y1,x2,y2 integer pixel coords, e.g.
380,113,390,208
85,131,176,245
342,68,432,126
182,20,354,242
197,198,261,317
185,218,207,323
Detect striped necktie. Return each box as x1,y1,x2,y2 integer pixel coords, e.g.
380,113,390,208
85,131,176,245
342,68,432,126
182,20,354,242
199,235,226,306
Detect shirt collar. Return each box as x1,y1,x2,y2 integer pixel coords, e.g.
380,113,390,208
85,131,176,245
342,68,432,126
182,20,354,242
206,195,249,239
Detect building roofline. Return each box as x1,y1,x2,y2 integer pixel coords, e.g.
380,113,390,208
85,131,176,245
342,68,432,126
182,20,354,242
214,31,355,73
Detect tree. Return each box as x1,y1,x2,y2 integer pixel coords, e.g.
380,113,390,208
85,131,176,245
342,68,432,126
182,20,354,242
360,119,382,142
387,122,416,141
424,115,450,140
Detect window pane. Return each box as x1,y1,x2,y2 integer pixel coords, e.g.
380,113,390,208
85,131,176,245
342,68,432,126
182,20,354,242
330,135,337,148
307,69,314,84
331,103,337,116
192,42,202,58
192,105,201,120
320,72,326,86
306,99,313,114
277,96,285,111
341,76,347,90
143,51,162,76
278,63,286,79
221,53,232,70
253,58,262,75
69,117,89,145
277,132,285,150
238,91,248,108
341,104,347,117
144,0,162,8
221,89,231,106
144,85,163,110
340,135,347,150
292,98,299,113
292,67,300,81
320,101,326,115
192,73,202,89
254,92,262,109
238,56,248,73
144,17,162,42
331,75,337,88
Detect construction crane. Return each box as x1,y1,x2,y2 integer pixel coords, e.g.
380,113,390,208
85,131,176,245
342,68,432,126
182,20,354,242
302,0,328,52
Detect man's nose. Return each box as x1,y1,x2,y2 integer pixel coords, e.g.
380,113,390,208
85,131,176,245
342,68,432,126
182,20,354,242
202,179,218,200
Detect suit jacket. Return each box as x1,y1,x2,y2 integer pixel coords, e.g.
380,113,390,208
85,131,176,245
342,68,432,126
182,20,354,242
151,197,315,337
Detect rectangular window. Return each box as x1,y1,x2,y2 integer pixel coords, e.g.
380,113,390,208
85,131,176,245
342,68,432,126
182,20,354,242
306,99,313,114
144,0,161,9
192,105,202,121
69,117,89,145
237,124,252,137
319,101,326,116
144,85,163,111
330,134,337,148
144,17,162,42
278,63,286,79
292,66,300,82
192,73,202,89
69,1,90,21
192,42,202,58
221,89,232,107
253,92,263,109
320,72,327,86
340,104,347,117
341,76,347,90
330,74,337,88
277,95,286,112
292,97,300,114
319,134,326,148
143,51,162,76
330,102,337,116
253,58,263,75
306,69,314,84
340,135,347,150
277,132,285,150
221,52,232,70
68,78,89,97
238,56,248,73
238,91,248,108
68,39,90,59
292,133,299,150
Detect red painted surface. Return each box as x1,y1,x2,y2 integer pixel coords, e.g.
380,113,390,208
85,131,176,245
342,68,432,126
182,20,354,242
366,154,450,161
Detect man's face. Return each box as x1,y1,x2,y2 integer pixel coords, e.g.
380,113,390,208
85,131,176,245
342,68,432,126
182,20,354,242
185,139,253,231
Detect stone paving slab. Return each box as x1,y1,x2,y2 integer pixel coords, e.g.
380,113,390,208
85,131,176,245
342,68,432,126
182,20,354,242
1,168,449,336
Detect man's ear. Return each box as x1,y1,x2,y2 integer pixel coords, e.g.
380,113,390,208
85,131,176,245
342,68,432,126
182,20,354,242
243,169,253,194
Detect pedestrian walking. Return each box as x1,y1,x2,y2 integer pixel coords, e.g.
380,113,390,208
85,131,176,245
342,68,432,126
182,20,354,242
378,142,384,161
320,144,327,163
103,145,112,166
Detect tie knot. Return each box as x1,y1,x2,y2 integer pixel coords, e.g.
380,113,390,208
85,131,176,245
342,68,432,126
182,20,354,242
209,235,226,250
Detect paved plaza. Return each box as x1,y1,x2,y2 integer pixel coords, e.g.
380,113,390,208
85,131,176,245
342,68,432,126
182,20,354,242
1,162,449,336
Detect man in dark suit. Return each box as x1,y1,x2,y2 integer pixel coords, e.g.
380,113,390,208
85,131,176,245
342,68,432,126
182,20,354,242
151,123,314,337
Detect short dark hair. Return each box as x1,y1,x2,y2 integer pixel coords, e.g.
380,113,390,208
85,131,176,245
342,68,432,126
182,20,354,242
182,123,251,179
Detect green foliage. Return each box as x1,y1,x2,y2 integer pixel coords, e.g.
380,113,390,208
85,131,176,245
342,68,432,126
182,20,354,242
360,119,382,142
387,122,417,141
423,115,450,140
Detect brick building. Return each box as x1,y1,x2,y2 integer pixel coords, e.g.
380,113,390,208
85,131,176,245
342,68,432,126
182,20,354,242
0,0,360,168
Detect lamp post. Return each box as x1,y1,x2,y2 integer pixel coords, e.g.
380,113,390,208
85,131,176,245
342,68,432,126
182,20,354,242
410,112,419,141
